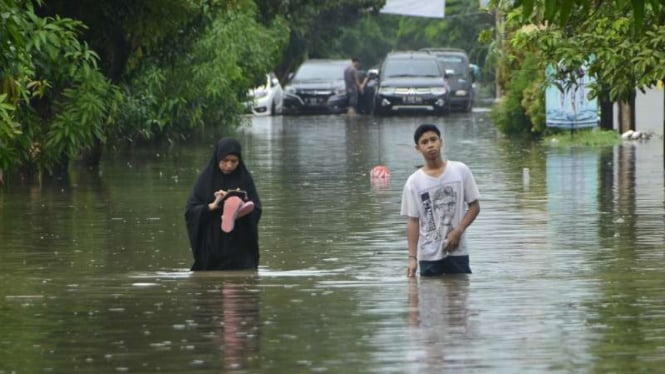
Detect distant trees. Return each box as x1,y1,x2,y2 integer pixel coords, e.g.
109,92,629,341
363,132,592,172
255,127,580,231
253,0,385,79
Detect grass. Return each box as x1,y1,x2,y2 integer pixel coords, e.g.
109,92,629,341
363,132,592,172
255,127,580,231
542,128,622,148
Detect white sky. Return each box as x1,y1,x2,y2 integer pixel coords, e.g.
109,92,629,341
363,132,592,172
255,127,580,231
380,0,445,18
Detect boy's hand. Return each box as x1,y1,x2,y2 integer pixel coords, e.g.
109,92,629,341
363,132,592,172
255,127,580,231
407,257,417,277
446,229,463,251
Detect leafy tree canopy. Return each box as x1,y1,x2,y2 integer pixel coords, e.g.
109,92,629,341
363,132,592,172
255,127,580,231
514,0,665,34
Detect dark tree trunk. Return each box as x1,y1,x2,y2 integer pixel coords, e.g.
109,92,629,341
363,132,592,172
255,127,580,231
598,85,614,131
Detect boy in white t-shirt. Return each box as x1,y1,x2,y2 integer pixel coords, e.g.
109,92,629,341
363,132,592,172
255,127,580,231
400,124,480,277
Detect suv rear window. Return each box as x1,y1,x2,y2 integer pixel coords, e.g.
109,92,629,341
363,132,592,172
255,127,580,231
433,55,467,76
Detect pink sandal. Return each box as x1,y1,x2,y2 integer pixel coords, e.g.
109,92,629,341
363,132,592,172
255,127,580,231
220,190,254,233
221,196,244,233
238,201,255,217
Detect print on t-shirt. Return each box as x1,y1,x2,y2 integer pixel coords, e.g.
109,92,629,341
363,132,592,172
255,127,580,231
419,182,459,257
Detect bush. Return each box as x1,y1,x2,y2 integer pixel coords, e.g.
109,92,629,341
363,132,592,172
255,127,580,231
490,53,545,136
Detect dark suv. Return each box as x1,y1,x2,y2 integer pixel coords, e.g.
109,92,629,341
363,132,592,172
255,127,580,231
282,59,349,114
373,51,450,116
421,48,476,112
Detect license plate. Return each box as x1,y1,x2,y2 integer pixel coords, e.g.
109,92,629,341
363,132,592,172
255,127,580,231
404,96,422,104
306,97,320,104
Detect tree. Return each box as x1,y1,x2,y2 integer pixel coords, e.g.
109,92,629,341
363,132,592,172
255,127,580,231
109,1,289,143
1,0,119,180
489,0,665,134
511,1,665,132
34,0,289,145
253,0,385,80
515,0,665,34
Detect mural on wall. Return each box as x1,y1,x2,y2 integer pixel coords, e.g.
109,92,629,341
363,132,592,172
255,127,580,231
546,62,599,129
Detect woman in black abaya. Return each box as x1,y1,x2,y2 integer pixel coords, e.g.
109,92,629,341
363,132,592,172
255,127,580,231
185,138,262,271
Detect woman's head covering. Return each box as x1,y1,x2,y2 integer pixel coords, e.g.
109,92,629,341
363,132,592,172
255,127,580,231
215,137,242,165
189,137,258,207
211,138,248,190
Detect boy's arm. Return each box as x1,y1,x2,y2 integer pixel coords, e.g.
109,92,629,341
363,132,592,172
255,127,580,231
446,200,480,251
407,216,419,277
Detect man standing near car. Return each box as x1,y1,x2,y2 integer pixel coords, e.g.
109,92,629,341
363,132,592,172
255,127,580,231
344,57,366,116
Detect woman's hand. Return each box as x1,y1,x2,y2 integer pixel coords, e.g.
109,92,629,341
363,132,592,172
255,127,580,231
208,190,227,211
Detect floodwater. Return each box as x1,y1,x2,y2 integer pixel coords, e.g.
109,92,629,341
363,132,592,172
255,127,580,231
1,110,664,373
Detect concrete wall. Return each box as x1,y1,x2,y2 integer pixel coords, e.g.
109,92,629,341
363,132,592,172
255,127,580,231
613,85,664,136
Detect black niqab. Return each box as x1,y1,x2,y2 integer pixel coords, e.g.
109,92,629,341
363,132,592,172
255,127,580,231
185,138,262,270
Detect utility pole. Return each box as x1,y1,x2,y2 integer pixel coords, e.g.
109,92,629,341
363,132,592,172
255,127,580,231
494,6,503,101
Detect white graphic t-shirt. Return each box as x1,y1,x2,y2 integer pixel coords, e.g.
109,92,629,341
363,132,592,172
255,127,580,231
400,161,480,261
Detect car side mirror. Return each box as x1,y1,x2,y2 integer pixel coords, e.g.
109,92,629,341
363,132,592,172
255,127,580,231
368,69,379,80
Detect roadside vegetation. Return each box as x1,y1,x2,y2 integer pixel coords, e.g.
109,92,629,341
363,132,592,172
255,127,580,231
488,0,665,138
543,129,622,148
2,0,661,184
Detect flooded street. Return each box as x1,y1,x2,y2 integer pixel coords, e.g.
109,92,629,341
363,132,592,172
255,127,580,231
1,110,664,373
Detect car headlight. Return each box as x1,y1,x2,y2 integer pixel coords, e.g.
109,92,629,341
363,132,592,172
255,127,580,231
254,89,268,98
455,90,468,96
378,87,395,95
430,86,448,95
334,88,346,96
285,86,296,95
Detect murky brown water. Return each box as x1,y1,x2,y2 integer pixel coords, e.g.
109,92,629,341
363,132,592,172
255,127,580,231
1,111,664,373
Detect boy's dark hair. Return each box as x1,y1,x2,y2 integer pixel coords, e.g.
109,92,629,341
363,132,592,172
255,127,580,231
413,124,441,144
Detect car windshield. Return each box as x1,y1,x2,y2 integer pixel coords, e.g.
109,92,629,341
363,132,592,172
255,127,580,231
383,59,441,78
434,55,467,76
294,62,346,81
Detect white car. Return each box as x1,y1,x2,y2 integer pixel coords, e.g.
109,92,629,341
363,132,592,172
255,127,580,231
246,73,283,116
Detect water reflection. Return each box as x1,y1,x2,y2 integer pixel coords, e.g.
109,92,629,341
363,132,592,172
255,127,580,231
188,273,260,371
1,112,664,372
546,148,599,250
407,277,473,370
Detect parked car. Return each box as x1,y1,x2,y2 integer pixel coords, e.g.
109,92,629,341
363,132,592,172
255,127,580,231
373,51,450,116
282,59,349,114
245,72,283,116
421,48,476,112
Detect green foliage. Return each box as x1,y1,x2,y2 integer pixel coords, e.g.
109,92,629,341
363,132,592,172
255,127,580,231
333,15,398,68
44,66,119,161
489,5,547,136
0,94,21,170
490,52,544,135
254,0,385,76
114,0,289,143
489,0,665,137
509,0,665,103
515,0,665,34
1,0,119,176
333,0,493,74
